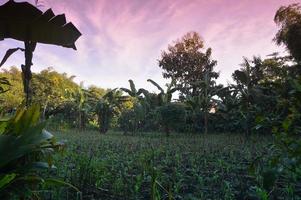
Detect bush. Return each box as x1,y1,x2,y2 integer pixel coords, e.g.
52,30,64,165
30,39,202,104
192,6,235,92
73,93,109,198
158,103,186,136
118,104,147,134
118,109,137,134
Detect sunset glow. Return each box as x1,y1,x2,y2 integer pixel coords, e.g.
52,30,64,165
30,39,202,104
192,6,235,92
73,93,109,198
0,0,299,90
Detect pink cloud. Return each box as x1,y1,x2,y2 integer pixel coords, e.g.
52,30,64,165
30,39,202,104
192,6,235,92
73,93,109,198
1,0,300,89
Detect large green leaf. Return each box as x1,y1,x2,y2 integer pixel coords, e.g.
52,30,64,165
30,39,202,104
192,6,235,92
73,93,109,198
120,88,134,97
0,105,70,198
0,174,16,190
0,107,54,168
129,79,137,95
147,79,164,94
44,178,79,192
3,105,41,136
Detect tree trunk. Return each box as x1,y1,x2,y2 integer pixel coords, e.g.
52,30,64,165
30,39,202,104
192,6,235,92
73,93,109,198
78,109,82,130
204,111,208,135
42,99,48,121
22,41,36,106
165,125,170,137
245,104,251,139
245,64,251,139
81,111,86,130
99,112,108,134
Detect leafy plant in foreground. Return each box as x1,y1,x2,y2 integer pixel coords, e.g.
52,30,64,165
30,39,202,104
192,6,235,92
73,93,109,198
0,105,78,199
251,77,301,199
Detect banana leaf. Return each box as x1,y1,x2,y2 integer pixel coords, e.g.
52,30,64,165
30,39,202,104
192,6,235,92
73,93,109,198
0,0,81,49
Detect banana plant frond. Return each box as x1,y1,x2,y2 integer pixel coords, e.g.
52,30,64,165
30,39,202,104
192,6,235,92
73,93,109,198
147,79,164,94
0,48,25,68
120,88,134,97
128,80,137,94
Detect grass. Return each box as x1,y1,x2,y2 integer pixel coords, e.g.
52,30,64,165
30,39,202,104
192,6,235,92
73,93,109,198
47,130,273,200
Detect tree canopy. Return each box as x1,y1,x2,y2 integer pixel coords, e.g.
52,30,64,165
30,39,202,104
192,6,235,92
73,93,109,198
158,31,219,97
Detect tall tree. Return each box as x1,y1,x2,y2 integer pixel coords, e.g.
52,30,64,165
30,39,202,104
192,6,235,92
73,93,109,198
185,74,223,135
232,56,268,137
158,31,219,97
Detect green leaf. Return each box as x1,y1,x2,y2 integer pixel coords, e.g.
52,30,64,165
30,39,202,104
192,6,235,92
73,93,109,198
3,105,41,136
147,79,164,94
44,178,79,192
0,173,16,189
129,79,137,95
120,88,134,97
262,169,277,191
0,120,8,135
282,117,292,132
17,175,44,184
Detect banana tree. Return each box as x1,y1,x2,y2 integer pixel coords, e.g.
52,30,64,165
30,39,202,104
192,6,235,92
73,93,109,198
120,79,151,131
215,86,240,120
74,83,88,130
233,57,264,137
233,60,252,137
147,78,179,106
214,86,241,132
0,0,81,105
120,79,145,99
120,79,148,109
186,70,223,135
96,89,128,134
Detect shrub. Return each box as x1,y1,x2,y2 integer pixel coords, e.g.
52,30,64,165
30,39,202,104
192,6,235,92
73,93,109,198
158,103,186,136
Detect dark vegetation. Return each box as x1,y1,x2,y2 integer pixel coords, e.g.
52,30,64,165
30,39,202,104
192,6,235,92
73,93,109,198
0,1,300,199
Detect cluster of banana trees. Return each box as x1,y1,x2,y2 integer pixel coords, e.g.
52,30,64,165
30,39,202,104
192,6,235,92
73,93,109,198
115,52,300,138
118,78,181,135
95,89,129,134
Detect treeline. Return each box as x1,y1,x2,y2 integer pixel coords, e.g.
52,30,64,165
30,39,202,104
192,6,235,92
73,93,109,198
0,41,299,137
1,4,301,138
0,67,132,130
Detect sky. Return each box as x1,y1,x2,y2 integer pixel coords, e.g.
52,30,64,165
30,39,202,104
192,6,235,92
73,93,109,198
0,0,300,91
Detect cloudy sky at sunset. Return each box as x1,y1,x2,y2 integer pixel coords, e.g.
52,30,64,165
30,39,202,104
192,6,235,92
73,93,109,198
0,0,299,91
